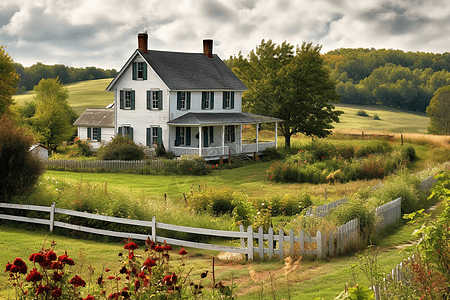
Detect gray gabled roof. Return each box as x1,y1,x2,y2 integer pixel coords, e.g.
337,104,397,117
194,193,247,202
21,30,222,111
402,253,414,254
73,109,114,127
106,50,248,92
167,112,282,126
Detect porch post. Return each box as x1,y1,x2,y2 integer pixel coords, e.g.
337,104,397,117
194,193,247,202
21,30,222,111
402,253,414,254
240,125,243,153
275,122,278,149
256,124,259,152
222,125,225,155
198,126,202,156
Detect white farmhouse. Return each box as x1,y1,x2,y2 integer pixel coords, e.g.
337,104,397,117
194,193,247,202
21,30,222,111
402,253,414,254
104,33,281,158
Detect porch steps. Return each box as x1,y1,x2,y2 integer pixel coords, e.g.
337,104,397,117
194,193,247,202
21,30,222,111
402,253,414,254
230,153,252,162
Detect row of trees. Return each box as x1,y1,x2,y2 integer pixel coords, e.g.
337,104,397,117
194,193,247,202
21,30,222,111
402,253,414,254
324,48,450,112
14,62,117,93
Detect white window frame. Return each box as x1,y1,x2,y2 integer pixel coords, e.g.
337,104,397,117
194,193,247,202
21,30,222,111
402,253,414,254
152,127,159,145
224,92,231,109
180,92,186,110
125,91,132,109
204,92,210,109
179,127,185,146
137,62,145,79
152,91,159,109
92,128,98,141
225,125,235,143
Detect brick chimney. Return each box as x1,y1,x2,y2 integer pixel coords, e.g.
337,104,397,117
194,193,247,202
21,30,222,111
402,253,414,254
203,39,213,58
138,32,148,53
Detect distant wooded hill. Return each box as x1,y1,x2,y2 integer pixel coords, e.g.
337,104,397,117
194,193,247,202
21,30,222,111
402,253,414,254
14,62,117,93
323,48,450,113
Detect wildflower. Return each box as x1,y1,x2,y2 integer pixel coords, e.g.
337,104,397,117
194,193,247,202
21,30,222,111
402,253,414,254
124,242,138,251
26,268,43,282
178,247,188,256
47,250,57,261
36,284,51,296
58,254,75,266
107,276,115,280
83,295,95,300
97,275,105,284
29,253,45,263
155,245,164,252
143,258,156,268
51,261,63,270
105,268,110,272
51,287,62,298
52,271,63,282
69,275,86,287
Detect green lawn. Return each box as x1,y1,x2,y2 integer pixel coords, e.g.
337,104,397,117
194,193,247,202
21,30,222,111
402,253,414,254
13,78,114,116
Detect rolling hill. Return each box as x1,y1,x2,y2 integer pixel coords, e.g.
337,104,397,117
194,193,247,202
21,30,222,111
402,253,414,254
13,78,430,134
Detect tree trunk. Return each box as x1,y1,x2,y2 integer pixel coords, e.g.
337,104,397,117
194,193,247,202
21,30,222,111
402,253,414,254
284,134,291,148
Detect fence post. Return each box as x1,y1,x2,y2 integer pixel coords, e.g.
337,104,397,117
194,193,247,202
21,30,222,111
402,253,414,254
258,227,264,259
289,229,294,257
247,226,253,260
278,228,284,260
152,216,156,243
316,230,322,259
268,227,274,259
49,202,56,232
239,225,245,248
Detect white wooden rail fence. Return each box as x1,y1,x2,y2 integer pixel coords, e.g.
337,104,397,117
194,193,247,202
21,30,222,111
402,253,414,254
0,202,363,260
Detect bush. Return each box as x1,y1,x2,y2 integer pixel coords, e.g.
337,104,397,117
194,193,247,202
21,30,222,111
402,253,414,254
0,115,44,202
401,145,417,162
186,185,235,216
155,142,166,157
355,141,393,157
373,114,381,120
356,109,369,117
97,135,144,160
75,138,93,157
329,198,376,233
261,147,283,161
177,155,210,175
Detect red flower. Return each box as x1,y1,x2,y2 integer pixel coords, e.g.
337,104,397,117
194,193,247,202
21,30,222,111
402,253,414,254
107,276,115,280
26,268,43,282
51,261,64,270
105,268,110,272
163,273,177,285
143,258,156,268
36,284,51,295
29,253,45,263
13,258,28,273
155,245,164,252
124,242,138,251
5,262,11,272
52,271,63,282
83,294,95,300
178,247,188,255
135,279,141,291
128,252,135,260
58,255,75,266
163,244,172,251
69,275,86,287
52,287,62,298
47,250,57,261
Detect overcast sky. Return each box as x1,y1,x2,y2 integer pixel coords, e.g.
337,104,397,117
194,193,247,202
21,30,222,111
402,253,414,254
1,0,449,70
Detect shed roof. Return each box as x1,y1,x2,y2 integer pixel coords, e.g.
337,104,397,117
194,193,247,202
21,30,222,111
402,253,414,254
73,109,114,127
167,112,282,126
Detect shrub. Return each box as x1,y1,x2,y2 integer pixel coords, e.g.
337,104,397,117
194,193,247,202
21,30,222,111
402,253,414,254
355,141,393,157
155,142,166,157
356,109,369,117
261,147,283,161
177,155,210,175
97,135,144,161
186,185,235,216
401,145,417,162
75,138,93,157
0,115,44,202
329,198,376,233
373,114,381,120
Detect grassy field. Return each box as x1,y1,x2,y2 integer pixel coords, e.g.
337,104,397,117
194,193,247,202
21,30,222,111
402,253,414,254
13,78,114,115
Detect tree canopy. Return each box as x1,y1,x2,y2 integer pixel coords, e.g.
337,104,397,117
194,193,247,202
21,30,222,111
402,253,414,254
30,78,77,149
230,40,342,147
0,46,20,116
426,85,450,135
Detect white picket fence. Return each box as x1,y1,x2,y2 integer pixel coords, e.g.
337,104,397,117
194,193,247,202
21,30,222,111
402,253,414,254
0,202,361,260
305,198,347,217
46,159,182,172
375,197,402,230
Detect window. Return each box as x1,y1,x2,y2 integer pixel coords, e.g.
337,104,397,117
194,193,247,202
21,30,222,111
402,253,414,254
202,92,214,109
175,127,191,146
225,125,235,143
147,91,162,110
177,92,191,110
118,126,133,141
132,62,147,80
120,90,135,110
87,127,101,142
179,127,185,145
146,127,162,146
223,91,234,109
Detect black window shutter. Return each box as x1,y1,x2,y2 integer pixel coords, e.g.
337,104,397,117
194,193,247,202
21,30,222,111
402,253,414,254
143,62,147,80
120,90,124,109
175,127,180,146
187,92,191,109
132,63,137,80
210,92,214,109
97,128,101,141
186,127,191,146
201,92,206,109
157,127,162,144
158,91,163,110
129,127,134,141
146,91,151,109
231,92,235,109
146,128,151,146
209,126,214,143
118,127,123,136
87,127,91,139
177,92,181,110
131,91,135,110
223,92,226,109
231,126,235,143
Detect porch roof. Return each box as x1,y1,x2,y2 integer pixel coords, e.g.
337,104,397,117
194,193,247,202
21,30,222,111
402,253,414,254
167,112,283,126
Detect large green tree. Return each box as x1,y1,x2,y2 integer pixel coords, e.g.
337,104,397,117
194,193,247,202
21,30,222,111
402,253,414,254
0,46,20,115
231,40,342,147
31,77,77,149
426,85,450,135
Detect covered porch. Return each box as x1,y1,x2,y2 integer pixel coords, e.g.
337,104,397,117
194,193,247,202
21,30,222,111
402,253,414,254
167,112,282,158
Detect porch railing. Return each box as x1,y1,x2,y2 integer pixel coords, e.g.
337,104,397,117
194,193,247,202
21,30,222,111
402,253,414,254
242,141,276,153
171,146,229,157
